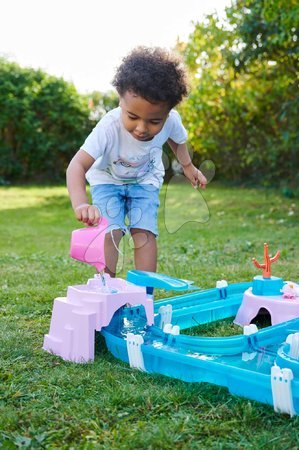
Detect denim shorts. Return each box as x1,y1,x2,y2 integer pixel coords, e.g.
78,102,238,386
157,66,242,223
90,184,160,236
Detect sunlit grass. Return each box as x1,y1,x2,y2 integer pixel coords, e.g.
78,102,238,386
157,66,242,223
0,186,69,210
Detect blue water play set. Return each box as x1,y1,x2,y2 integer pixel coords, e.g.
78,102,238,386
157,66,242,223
43,221,299,417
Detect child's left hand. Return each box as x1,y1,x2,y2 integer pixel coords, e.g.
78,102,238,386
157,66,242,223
183,163,207,189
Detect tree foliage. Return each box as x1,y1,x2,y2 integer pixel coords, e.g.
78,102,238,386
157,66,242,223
87,90,119,122
227,0,298,70
179,0,299,191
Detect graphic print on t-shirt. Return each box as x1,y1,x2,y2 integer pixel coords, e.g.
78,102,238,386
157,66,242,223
104,152,156,183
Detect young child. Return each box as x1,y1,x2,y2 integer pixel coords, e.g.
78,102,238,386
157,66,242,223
66,46,207,278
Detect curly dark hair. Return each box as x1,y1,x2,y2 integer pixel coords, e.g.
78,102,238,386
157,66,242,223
112,46,189,109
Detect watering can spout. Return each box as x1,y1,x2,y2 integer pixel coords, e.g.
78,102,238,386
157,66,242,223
70,217,108,272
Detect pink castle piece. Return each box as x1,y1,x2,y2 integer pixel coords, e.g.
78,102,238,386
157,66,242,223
43,274,154,363
43,219,154,363
234,286,299,327
234,244,299,327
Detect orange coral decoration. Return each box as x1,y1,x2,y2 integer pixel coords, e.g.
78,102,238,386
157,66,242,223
252,243,280,278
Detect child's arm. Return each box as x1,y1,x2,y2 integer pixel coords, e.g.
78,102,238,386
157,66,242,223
167,139,207,189
66,149,100,225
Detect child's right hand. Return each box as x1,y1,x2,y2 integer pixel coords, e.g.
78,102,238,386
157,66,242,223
74,203,101,226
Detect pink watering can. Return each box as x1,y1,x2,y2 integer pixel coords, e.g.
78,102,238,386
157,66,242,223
70,217,108,272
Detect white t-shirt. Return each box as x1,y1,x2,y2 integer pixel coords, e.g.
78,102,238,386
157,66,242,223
81,107,187,188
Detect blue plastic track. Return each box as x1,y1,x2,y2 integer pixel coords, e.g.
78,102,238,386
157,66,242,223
100,281,299,414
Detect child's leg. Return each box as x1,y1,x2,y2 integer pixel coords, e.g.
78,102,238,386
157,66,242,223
90,184,127,277
104,229,124,277
126,184,160,277
130,228,157,272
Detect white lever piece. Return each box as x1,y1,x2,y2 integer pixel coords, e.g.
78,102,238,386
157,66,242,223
271,365,295,417
158,304,172,329
126,333,145,371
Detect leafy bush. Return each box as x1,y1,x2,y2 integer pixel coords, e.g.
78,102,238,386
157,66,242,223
0,58,92,183
179,0,299,192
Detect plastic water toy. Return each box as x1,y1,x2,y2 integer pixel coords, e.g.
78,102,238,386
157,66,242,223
43,234,299,417
43,272,155,362
70,216,108,272
234,243,299,326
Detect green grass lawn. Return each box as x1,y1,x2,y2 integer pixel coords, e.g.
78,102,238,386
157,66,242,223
1,183,299,449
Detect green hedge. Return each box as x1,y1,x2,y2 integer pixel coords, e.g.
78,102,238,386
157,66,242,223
0,59,92,183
